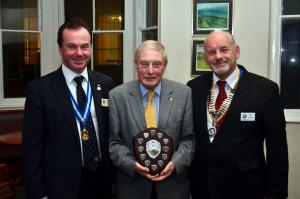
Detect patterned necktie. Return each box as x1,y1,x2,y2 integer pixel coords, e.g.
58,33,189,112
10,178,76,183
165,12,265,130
145,90,157,128
215,80,227,129
74,76,100,171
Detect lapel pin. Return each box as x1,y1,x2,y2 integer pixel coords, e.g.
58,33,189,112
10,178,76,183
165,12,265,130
168,97,173,101
97,84,101,91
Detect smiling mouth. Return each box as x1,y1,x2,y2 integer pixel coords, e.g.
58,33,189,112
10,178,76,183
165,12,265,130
213,62,227,67
73,60,85,64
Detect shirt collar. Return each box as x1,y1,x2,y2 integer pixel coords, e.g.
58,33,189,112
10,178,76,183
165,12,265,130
140,82,162,98
62,64,89,85
213,66,240,89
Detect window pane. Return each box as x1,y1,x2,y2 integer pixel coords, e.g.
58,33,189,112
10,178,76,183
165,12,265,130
142,29,158,41
282,0,300,15
1,0,38,30
95,0,124,30
93,33,123,85
146,0,158,27
281,19,300,108
2,32,40,98
64,0,93,29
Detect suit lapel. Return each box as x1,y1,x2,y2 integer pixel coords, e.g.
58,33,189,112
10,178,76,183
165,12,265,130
158,79,174,129
199,76,213,144
128,81,146,132
88,71,104,136
51,67,79,143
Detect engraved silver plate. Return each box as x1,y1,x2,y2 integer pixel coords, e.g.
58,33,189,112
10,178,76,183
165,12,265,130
163,138,169,144
138,138,144,145
138,146,144,152
163,146,169,153
145,160,150,167
150,129,156,135
140,154,146,160
146,140,161,159
151,165,158,171
162,154,168,160
158,160,164,166
157,133,163,139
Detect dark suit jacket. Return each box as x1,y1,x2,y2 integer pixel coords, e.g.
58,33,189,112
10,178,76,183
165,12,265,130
22,67,114,199
187,65,288,199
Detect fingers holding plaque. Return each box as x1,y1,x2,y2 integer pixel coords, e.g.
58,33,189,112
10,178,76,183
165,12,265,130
134,128,173,175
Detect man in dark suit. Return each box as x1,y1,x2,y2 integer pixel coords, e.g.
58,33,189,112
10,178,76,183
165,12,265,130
22,18,114,199
187,31,288,199
109,40,194,199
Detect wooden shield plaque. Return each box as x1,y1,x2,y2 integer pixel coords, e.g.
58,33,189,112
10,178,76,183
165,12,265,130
133,128,173,175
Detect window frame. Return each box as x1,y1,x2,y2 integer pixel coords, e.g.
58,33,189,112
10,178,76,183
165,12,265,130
0,0,62,109
269,0,300,122
135,0,160,44
0,0,42,108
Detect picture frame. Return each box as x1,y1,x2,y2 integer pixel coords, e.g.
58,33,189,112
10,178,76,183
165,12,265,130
193,0,232,35
191,40,211,76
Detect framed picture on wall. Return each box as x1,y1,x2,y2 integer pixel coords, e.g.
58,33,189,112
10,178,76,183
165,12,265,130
193,0,233,35
191,40,211,76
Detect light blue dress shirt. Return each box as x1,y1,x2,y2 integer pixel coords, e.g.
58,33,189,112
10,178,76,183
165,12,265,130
140,82,161,125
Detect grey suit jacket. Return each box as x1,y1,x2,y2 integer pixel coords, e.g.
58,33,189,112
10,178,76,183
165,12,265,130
109,79,194,199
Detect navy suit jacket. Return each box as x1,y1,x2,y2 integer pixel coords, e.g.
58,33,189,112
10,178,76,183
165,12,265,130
22,67,114,199
187,65,288,199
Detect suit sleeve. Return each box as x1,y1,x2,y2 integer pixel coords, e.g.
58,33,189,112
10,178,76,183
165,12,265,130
264,83,288,198
108,91,136,177
22,82,46,199
171,87,195,175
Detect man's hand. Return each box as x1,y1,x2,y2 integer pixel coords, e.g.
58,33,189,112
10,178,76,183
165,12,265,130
134,162,159,180
151,161,175,182
134,161,176,181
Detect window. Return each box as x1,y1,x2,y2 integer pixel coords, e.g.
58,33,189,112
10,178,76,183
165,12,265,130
0,0,41,101
136,0,159,42
270,0,300,122
64,0,124,85
93,0,124,85
0,0,133,108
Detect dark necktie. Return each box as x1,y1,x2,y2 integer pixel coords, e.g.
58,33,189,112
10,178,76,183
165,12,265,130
74,76,100,171
215,80,227,129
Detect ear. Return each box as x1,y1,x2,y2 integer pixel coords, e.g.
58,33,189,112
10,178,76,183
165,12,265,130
162,64,167,73
58,46,62,56
235,45,241,59
204,54,209,64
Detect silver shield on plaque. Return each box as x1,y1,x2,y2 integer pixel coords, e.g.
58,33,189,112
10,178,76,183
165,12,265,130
137,138,144,144
151,165,158,171
140,153,146,160
138,146,144,152
162,153,168,160
146,140,161,159
145,160,150,167
158,160,164,166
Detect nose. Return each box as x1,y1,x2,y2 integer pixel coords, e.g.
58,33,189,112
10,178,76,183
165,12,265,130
215,50,222,59
147,65,154,73
75,47,84,56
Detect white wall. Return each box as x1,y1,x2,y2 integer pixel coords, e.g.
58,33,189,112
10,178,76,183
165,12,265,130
159,0,300,198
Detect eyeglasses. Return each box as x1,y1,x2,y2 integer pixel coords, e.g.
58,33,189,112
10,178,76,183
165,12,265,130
138,61,163,68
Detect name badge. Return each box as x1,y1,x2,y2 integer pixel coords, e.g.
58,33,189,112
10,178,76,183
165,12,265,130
101,98,109,107
240,112,255,121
